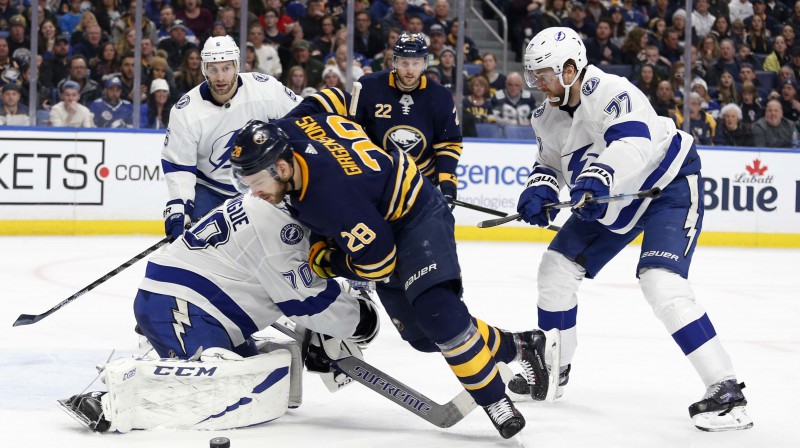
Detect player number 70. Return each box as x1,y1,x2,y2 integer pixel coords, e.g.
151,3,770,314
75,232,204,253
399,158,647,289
604,92,631,118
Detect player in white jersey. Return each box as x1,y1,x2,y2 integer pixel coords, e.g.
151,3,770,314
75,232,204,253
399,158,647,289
60,194,379,433
162,35,300,241
510,27,752,432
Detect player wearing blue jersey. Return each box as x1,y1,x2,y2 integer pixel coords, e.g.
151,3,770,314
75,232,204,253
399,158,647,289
512,27,752,432
292,33,462,206
229,116,560,439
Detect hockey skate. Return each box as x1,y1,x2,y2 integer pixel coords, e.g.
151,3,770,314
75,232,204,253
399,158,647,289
483,394,525,439
689,379,753,432
509,363,570,399
506,329,561,401
58,391,111,433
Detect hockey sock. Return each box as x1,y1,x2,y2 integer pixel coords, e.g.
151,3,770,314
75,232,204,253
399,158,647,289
473,318,517,364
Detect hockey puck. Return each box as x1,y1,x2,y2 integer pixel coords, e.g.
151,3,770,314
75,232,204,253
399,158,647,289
210,437,230,448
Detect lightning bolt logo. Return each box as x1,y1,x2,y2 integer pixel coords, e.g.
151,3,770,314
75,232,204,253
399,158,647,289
683,175,700,256
209,130,240,172
172,299,192,355
566,143,596,185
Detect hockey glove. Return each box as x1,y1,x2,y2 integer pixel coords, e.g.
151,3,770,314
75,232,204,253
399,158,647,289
438,172,458,210
164,199,194,242
309,240,336,279
570,166,613,222
517,173,560,227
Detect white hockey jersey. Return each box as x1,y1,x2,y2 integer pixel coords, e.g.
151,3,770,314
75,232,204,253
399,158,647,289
162,72,301,202
139,194,360,346
530,65,694,234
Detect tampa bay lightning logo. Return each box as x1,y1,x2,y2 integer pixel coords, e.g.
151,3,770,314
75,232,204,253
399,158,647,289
555,31,566,41
280,223,304,245
284,86,297,101
209,130,239,172
533,104,545,118
384,126,426,155
252,72,270,82
582,77,600,96
176,95,190,109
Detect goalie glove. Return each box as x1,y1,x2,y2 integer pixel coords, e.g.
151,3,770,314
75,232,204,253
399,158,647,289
164,199,194,242
570,165,613,222
438,172,458,210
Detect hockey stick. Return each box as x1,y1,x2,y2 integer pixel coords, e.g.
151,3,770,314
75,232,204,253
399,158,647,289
451,199,509,217
477,187,662,229
270,320,477,428
12,237,170,327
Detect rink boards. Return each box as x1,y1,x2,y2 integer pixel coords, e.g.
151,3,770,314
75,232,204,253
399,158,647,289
0,127,798,247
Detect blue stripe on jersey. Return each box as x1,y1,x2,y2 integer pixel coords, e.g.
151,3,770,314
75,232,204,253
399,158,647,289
145,263,259,337
532,163,558,178
162,159,197,174
603,121,651,146
538,305,578,331
196,170,238,193
671,313,717,355
607,133,682,231
274,278,341,317
206,367,289,420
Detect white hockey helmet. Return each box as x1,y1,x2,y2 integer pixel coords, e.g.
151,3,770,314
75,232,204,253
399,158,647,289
523,27,587,93
201,35,241,79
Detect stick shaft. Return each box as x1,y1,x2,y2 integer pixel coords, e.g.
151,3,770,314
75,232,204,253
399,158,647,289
451,199,508,217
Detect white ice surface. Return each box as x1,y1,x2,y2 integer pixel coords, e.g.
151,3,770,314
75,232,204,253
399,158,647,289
1,236,797,447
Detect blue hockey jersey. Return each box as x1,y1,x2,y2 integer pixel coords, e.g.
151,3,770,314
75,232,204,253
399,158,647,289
272,111,432,282
88,98,134,128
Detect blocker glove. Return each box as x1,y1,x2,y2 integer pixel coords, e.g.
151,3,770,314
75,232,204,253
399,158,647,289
164,199,194,241
569,166,612,222
438,172,458,210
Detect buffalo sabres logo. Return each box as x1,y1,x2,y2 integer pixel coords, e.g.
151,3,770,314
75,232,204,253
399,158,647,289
555,30,566,41
253,130,268,145
280,223,304,245
176,95,190,109
384,126,427,155
252,72,270,82
582,77,600,96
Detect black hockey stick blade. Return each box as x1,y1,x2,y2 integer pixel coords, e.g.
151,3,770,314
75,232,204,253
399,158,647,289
477,187,662,229
270,320,477,428
13,237,170,327
451,200,508,217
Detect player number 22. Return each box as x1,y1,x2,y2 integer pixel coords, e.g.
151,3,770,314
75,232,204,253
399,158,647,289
604,92,631,118
341,223,376,251
375,104,392,118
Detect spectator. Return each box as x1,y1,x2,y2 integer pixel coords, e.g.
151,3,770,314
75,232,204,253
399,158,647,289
692,77,721,118
607,6,627,47
446,18,481,63
764,35,790,73
634,63,659,99
766,0,791,24
354,11,385,60
90,41,120,84
463,75,495,128
427,23,447,63
647,0,673,28
652,79,677,118
739,81,765,123
371,47,393,72
425,0,451,34
738,42,761,68
708,39,741,85
158,19,198,72
713,103,754,146
215,7,240,42
50,80,94,127
382,0,410,33
40,36,70,92
69,10,99,46
330,45,364,80
89,76,133,128
94,0,123,36
638,44,671,80
778,77,800,122
248,24,281,78
790,45,800,79
285,39,323,88
147,56,178,101
745,0,780,36
698,35,721,69
730,19,747,46
691,0,715,38
142,78,172,129
752,99,794,147
113,0,159,45
563,1,596,41
176,0,214,41
57,55,102,106
174,47,203,95
227,0,259,35
781,24,796,49
585,0,607,24
789,1,800,33
7,15,29,56
436,46,459,92
540,0,570,31
115,26,137,57
739,63,762,91
729,0,754,24
320,64,344,89
743,13,772,54
620,0,646,32
492,71,536,126
311,14,338,59
38,18,59,60
72,23,104,61
620,27,648,66
676,92,716,145
300,0,326,41
779,64,795,84
277,20,304,70
158,5,197,44
261,7,287,47
585,18,621,66
406,14,429,45
479,52,506,96
716,70,740,106
0,82,29,125
59,0,83,36
710,15,733,43
118,52,147,104
285,65,309,96
261,0,294,35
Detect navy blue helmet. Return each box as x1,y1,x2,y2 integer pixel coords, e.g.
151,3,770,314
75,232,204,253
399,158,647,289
393,33,429,60
231,120,293,181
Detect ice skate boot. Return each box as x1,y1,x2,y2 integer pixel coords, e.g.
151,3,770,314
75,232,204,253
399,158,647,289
689,379,753,432
507,329,560,401
483,394,525,439
58,391,111,432
509,363,570,399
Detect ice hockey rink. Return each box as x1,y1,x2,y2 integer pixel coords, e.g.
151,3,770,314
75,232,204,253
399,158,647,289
1,236,797,447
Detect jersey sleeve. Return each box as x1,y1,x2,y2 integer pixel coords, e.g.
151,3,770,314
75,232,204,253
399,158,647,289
432,91,463,179
284,87,352,120
264,77,302,118
161,105,199,202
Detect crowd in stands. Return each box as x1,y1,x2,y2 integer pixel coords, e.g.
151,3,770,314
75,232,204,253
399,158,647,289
0,0,799,147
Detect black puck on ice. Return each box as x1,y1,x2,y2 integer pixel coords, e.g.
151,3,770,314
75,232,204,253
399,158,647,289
210,437,230,448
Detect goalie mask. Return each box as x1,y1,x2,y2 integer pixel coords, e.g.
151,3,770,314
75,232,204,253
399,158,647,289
231,120,294,194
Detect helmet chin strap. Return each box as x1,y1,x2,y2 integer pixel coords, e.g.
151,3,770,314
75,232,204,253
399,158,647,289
556,71,581,106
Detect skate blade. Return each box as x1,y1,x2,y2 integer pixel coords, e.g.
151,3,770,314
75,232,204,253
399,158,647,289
57,398,93,429
543,329,561,402
693,406,753,432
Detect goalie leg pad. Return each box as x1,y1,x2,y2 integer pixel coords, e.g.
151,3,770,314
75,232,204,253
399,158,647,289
254,336,304,408
101,348,291,432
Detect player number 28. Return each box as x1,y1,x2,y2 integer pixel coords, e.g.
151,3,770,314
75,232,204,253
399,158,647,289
341,223,376,251
375,104,392,118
